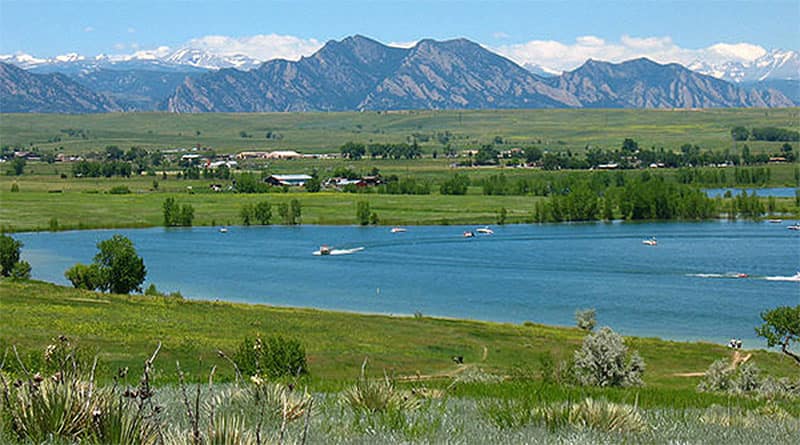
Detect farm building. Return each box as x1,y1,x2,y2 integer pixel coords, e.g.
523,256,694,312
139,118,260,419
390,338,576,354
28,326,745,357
265,174,313,186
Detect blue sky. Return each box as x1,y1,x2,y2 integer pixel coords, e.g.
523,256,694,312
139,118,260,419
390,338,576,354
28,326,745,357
1,0,798,69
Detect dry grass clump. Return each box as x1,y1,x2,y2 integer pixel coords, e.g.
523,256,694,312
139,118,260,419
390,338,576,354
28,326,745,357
534,398,649,433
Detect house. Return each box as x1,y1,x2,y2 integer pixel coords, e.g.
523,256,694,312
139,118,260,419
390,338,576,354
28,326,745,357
264,174,313,186
324,177,367,189
235,151,271,160
266,150,304,160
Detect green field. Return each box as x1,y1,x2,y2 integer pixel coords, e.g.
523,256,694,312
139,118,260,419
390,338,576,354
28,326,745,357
2,109,798,155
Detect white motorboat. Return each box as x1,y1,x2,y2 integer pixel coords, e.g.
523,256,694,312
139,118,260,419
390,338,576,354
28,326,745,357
463,231,475,238
642,237,657,246
787,224,800,231
390,227,407,233
476,226,494,235
219,227,229,233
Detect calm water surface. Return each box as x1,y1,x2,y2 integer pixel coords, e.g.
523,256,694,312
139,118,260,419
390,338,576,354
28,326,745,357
17,222,800,345
704,187,798,198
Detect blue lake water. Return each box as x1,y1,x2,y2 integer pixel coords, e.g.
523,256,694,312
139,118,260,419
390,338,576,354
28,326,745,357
15,222,800,346
704,187,799,198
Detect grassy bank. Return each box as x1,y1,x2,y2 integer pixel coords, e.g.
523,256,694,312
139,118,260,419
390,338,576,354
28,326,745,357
1,280,796,390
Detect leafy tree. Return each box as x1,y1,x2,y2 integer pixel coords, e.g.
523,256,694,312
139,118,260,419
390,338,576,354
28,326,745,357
756,305,800,365
7,158,26,176
525,146,543,163
162,197,179,226
731,126,749,141
340,141,366,160
305,175,322,192
621,138,639,153
356,201,371,225
254,201,272,225
474,145,499,165
573,327,645,387
440,174,470,195
94,235,146,294
0,234,22,277
178,204,194,226
163,198,194,226
289,199,302,225
64,263,104,290
240,204,254,226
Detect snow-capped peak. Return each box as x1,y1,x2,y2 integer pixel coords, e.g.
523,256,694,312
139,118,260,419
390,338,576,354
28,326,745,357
54,53,84,63
690,49,799,82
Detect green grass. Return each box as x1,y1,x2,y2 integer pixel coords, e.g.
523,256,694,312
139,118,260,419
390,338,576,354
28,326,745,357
1,280,797,391
2,109,798,155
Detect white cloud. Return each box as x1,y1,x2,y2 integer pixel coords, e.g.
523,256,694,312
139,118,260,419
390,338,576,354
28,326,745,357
84,26,94,33
492,32,510,40
493,35,770,72
183,34,322,61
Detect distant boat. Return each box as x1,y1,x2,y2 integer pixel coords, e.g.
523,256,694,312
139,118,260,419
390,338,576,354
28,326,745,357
768,219,783,223
390,227,407,233
219,227,229,233
642,237,657,246
317,244,331,255
736,273,749,279
313,245,364,256
787,224,800,231
463,231,475,238
476,226,494,235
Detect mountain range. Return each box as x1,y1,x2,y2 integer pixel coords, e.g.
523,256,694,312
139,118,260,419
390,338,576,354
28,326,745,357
1,35,797,113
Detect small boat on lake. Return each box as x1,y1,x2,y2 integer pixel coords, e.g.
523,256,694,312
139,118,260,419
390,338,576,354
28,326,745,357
476,226,494,235
313,245,364,256
642,237,657,246
736,273,749,279
768,219,783,224
317,245,331,255
787,223,800,231
219,227,229,233
463,231,475,238
390,227,407,233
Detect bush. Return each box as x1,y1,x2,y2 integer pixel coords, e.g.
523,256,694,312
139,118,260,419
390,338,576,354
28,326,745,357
232,335,308,378
10,182,19,192
356,201,371,225
240,203,253,226
439,174,469,195
108,185,131,194
697,359,736,393
10,260,31,280
64,263,104,290
575,308,597,332
254,201,272,224
573,327,645,387
163,197,195,227
534,398,648,433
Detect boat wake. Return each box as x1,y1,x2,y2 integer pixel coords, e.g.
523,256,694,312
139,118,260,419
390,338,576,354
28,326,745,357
313,247,365,256
763,273,800,282
689,272,800,282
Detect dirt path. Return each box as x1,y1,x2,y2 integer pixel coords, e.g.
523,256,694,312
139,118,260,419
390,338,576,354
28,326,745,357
672,350,752,377
396,344,490,382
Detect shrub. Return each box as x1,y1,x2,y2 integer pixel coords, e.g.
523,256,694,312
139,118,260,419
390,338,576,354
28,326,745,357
10,260,31,280
573,327,645,387
340,360,423,414
240,203,253,226
10,182,19,192
108,185,131,194
253,201,272,224
232,335,308,378
575,308,597,332
697,359,736,393
64,263,105,290
356,201,371,225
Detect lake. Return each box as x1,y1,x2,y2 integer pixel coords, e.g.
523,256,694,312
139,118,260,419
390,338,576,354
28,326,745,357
16,221,800,346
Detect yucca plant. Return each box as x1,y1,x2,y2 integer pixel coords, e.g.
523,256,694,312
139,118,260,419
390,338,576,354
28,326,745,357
88,394,160,445
340,361,422,414
535,398,649,433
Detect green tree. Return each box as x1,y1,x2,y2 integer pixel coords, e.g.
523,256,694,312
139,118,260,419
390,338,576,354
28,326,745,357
178,204,194,226
755,305,800,365
289,199,302,225
340,141,366,160
356,201,371,225
254,201,272,225
163,197,179,226
305,175,322,192
7,158,26,176
440,173,470,195
94,235,146,294
64,263,104,290
0,234,23,277
240,204,254,226
621,138,639,153
731,126,749,141
475,145,499,165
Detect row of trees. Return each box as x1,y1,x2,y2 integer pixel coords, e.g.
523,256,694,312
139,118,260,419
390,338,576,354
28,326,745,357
341,141,423,160
162,198,195,227
732,126,799,142
240,199,305,225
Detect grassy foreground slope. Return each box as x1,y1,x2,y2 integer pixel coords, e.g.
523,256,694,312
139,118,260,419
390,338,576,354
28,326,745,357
2,108,798,155
1,280,796,390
